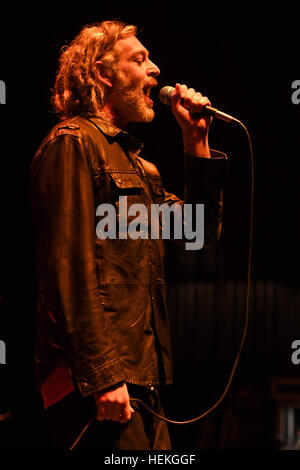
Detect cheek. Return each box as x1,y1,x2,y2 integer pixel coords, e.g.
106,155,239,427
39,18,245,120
121,65,145,84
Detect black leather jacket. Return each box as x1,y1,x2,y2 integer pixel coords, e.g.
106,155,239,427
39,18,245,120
30,115,228,398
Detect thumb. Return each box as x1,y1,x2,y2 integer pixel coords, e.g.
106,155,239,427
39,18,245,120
171,83,182,109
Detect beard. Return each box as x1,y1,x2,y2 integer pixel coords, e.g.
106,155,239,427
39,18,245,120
109,70,155,125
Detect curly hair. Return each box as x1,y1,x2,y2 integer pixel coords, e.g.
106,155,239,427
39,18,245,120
51,20,137,119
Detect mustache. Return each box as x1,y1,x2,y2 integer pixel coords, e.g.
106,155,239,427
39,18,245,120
144,79,158,89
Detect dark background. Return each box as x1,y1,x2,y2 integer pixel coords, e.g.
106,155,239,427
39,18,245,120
0,2,299,451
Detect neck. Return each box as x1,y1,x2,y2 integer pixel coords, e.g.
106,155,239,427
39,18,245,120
99,102,128,130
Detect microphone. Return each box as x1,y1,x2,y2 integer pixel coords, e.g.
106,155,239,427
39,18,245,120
159,86,240,124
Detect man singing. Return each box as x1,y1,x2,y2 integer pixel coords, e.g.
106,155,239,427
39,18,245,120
30,20,228,450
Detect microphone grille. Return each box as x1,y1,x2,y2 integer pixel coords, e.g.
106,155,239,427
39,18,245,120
159,86,175,106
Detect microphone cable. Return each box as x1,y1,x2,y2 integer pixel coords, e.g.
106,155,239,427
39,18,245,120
69,118,254,449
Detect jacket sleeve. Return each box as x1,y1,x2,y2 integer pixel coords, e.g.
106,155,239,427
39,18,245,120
31,133,125,396
162,150,228,248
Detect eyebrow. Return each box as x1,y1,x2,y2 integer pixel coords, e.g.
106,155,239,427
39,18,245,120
128,48,149,59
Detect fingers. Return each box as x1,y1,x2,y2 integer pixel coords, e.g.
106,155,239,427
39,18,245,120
171,83,183,109
96,398,133,422
95,401,107,421
96,401,134,423
189,94,211,114
172,83,211,114
106,402,124,422
118,404,135,424
94,383,134,423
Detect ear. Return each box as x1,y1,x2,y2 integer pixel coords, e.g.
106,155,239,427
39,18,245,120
95,60,113,88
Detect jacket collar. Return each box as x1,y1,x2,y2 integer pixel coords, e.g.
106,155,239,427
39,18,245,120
87,115,144,154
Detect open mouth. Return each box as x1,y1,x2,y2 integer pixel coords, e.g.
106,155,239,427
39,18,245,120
143,85,154,105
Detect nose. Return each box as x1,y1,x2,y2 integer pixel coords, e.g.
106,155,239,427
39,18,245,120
147,59,160,77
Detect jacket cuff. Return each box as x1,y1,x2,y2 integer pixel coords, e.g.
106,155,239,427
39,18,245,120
210,149,228,159
74,356,125,396
184,148,227,160
184,148,228,191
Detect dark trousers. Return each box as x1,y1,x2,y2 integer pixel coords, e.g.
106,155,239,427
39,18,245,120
46,384,172,450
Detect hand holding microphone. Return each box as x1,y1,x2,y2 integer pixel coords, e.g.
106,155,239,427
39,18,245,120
159,84,239,124
159,84,240,157
161,83,212,157
168,84,213,134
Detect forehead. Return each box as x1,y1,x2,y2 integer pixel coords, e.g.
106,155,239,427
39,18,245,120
114,35,148,59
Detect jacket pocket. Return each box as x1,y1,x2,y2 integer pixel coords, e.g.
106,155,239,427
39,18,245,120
107,171,147,234
110,171,143,194
146,175,165,205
